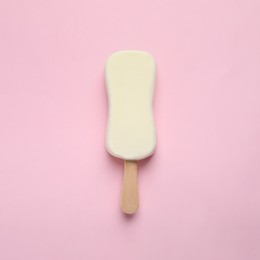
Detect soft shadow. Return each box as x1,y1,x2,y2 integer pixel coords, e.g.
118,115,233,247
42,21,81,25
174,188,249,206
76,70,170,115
121,211,138,220
138,154,155,173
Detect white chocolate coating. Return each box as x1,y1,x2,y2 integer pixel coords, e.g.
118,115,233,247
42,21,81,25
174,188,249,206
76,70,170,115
106,50,156,160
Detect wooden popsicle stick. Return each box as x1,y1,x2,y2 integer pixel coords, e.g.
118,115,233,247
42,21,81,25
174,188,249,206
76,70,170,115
121,160,139,214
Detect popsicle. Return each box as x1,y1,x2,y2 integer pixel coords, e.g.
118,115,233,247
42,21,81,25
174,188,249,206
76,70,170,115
105,50,156,214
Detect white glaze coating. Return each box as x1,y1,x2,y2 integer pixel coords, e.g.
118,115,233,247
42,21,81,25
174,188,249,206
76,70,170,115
106,50,156,160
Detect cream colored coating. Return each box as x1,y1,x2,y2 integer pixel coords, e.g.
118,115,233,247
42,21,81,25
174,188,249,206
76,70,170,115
106,50,156,160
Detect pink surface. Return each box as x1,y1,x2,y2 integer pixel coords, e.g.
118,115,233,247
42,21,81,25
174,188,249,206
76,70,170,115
0,0,260,259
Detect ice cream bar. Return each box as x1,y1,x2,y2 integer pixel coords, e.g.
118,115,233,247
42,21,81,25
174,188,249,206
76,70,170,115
105,50,156,214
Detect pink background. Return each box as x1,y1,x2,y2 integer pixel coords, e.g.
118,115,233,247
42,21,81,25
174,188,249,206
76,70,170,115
0,0,260,259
